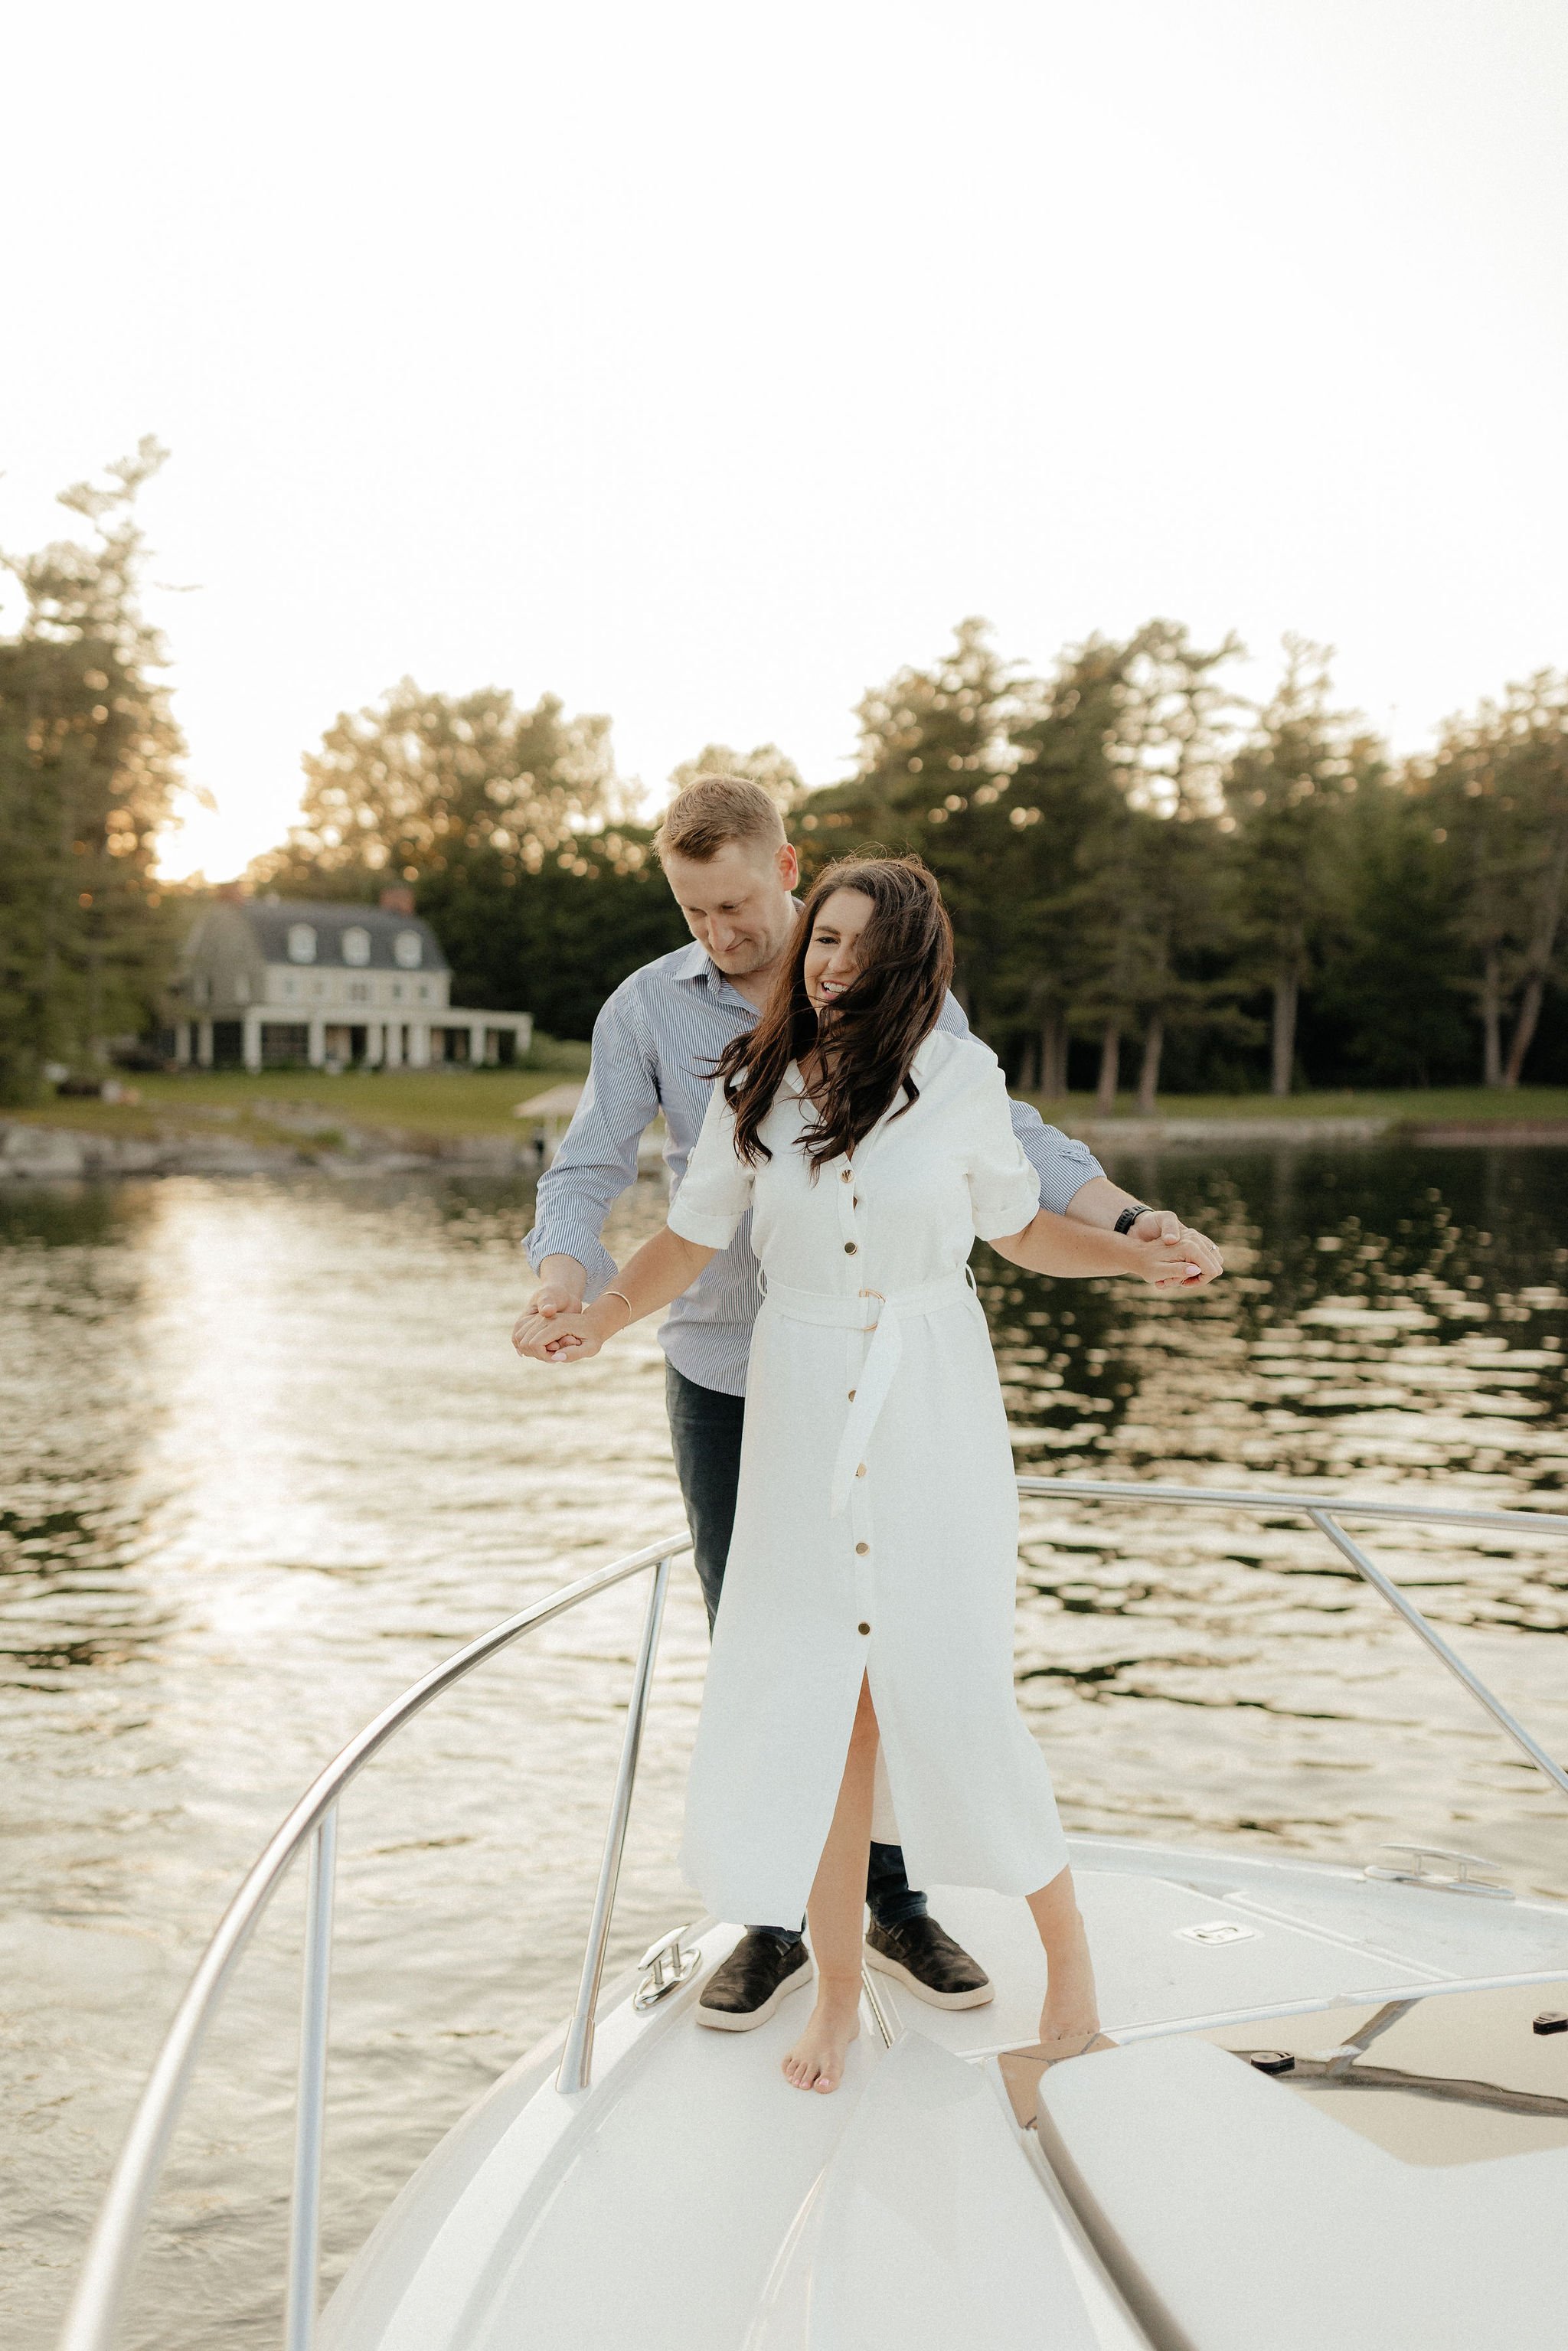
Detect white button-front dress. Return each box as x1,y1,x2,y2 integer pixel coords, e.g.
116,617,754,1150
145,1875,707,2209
667,1027,1070,1929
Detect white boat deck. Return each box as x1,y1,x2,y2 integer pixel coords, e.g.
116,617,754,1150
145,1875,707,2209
318,1843,1568,2351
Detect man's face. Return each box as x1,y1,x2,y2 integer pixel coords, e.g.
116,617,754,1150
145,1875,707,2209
663,838,801,978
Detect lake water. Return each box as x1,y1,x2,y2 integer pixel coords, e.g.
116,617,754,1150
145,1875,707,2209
3,1146,1567,2347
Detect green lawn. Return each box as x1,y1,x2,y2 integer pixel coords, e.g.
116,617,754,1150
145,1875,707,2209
8,1066,577,1144
8,1072,1568,1148
1027,1087,1568,1128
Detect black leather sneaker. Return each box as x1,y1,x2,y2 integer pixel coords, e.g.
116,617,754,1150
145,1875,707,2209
696,1930,814,2032
864,1915,994,2008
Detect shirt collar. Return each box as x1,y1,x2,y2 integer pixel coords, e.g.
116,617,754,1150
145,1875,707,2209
674,939,717,985
674,900,805,1004
674,938,753,1010
675,945,769,1020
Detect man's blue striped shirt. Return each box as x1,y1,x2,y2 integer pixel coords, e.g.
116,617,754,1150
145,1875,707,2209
523,938,1104,1397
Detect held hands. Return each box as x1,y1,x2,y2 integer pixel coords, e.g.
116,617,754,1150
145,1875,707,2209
511,1285,629,1364
511,1276,581,1360
524,1308,606,1362
1125,1210,1224,1290
512,1296,618,1363
512,1233,713,1367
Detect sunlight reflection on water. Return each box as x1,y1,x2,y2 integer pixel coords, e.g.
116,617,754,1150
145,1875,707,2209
2,1146,1565,2346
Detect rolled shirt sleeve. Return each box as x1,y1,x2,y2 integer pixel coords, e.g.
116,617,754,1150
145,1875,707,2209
667,1083,755,1249
933,992,1102,1213
524,984,660,1298
962,1050,1045,1240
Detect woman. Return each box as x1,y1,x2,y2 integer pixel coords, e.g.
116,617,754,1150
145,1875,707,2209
524,858,1204,2093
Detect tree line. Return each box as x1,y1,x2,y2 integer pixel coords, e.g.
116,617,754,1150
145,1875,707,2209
797,619,1568,1102
253,617,1568,1102
4,448,1567,1104
0,442,183,1103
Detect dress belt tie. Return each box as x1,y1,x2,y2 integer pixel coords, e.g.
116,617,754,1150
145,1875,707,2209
760,1270,979,1517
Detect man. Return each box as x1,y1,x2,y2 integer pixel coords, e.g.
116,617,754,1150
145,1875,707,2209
515,776,1222,2029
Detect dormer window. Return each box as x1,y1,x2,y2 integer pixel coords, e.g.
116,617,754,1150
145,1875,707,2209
394,929,423,969
288,923,318,965
342,926,371,966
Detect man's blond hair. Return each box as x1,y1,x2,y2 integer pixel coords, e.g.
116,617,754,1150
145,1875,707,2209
655,775,787,864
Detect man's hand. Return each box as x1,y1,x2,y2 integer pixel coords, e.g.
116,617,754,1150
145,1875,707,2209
1128,1210,1223,1290
511,1255,587,1358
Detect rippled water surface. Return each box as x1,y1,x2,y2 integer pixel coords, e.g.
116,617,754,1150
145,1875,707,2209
4,1147,1567,2346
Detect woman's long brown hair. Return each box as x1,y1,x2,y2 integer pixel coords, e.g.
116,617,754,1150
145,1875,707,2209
713,856,955,1170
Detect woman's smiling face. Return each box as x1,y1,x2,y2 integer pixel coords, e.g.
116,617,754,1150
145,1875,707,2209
803,887,875,1020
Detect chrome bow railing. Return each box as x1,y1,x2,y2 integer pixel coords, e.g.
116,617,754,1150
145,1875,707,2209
57,1478,1568,2351
1016,1478,1568,1807
59,1532,691,2351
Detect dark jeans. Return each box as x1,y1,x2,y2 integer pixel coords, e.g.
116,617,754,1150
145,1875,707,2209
665,1357,929,1940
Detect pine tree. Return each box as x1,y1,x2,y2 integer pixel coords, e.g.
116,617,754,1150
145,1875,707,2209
1223,639,1363,1095
1424,673,1568,1085
1066,622,1243,1108
800,619,1034,1031
0,439,184,1101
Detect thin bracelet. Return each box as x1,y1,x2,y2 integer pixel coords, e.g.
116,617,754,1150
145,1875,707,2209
603,1288,635,1327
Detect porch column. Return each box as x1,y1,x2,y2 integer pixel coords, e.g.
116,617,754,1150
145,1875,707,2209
242,1010,264,1073
197,1019,214,1068
469,1020,487,1066
364,1020,384,1069
409,1023,430,1068
174,1020,192,1066
307,1015,327,1067
384,1021,403,1068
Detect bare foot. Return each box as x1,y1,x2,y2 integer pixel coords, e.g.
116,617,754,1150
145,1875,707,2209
1039,1904,1100,2045
782,1984,861,2093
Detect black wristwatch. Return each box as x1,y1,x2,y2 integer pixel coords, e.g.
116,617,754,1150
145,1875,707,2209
1114,1203,1153,1234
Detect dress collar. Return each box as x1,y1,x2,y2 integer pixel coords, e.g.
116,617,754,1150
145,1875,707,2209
779,1029,942,1151
906,1028,944,1086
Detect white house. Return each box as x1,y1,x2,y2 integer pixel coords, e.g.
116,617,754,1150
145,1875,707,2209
167,891,533,1073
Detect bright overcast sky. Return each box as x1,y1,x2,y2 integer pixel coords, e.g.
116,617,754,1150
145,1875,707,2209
5,0,1566,880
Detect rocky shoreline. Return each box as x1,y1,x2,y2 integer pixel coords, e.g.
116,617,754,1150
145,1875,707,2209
1073,1114,1568,1151
5,1109,1568,1184
0,1117,544,1183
